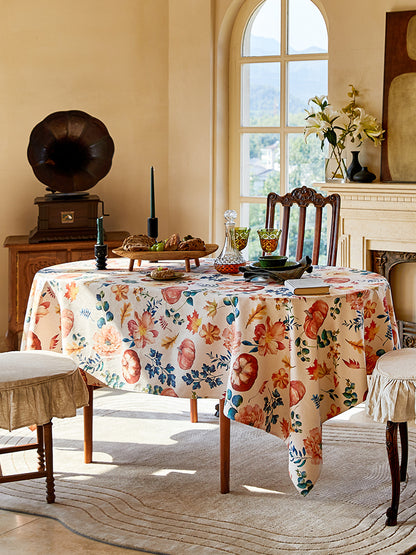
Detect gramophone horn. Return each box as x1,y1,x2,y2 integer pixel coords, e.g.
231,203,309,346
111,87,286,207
27,110,115,194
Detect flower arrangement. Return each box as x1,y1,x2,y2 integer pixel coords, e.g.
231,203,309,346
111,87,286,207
304,85,384,181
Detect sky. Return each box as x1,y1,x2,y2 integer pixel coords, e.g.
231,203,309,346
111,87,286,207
252,0,328,53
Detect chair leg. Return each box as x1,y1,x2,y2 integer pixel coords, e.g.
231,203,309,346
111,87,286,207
189,398,198,423
0,421,55,503
83,384,94,464
43,422,55,504
219,398,230,494
386,420,400,526
399,422,408,482
36,425,45,471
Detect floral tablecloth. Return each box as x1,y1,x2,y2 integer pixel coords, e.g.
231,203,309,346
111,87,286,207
22,258,399,495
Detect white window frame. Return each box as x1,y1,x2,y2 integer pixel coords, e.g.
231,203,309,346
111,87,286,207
229,0,328,221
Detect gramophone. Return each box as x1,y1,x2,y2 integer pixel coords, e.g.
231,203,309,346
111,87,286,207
27,110,115,243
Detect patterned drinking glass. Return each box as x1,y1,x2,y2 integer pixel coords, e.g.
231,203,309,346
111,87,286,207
257,228,282,255
234,227,251,251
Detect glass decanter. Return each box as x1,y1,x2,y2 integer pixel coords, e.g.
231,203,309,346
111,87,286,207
214,209,245,274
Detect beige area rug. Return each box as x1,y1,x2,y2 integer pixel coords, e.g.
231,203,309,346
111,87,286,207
0,390,416,555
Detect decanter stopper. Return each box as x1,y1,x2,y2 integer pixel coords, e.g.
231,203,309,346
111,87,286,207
214,210,245,274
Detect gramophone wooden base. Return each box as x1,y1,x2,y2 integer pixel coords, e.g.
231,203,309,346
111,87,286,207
29,194,102,243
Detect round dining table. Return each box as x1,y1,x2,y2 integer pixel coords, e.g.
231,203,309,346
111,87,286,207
22,257,399,495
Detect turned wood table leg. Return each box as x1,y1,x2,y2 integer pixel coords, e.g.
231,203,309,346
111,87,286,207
386,420,400,526
219,398,230,494
83,385,94,464
189,398,198,423
399,422,408,482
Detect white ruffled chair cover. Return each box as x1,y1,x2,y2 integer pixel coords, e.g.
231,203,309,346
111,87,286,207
0,351,89,431
366,349,416,423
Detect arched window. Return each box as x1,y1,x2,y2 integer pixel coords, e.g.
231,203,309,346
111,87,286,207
229,0,328,259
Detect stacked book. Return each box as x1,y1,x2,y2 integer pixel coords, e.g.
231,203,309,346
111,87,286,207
284,278,329,295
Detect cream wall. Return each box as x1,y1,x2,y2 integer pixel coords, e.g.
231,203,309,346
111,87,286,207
0,0,414,344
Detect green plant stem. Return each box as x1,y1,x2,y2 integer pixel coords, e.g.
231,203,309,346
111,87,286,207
326,145,347,180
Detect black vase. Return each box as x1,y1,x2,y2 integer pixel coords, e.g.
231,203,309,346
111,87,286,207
347,150,362,181
352,166,376,183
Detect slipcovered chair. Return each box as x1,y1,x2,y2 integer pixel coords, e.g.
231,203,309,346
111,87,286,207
366,348,416,526
0,351,89,503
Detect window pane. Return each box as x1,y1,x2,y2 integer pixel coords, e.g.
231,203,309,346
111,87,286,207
240,202,268,261
287,60,327,126
286,133,328,264
287,133,324,191
241,62,280,126
241,133,280,196
288,0,328,55
243,0,280,57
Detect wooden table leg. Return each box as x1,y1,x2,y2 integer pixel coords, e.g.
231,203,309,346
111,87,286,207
219,398,230,494
185,259,191,272
386,420,400,526
190,398,198,423
83,385,94,464
129,259,134,271
399,422,408,482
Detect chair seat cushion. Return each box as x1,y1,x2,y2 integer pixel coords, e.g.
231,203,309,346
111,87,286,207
0,351,89,431
366,348,416,423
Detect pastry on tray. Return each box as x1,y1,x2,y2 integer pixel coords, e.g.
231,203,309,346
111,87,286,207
178,237,205,251
164,233,181,251
121,234,155,251
120,233,206,253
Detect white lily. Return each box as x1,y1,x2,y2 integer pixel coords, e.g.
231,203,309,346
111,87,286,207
351,108,384,146
308,95,327,109
304,86,384,151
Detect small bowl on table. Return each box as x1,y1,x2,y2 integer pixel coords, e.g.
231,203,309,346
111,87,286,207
258,255,288,269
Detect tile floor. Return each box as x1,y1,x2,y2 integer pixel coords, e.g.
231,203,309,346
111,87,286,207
0,509,147,553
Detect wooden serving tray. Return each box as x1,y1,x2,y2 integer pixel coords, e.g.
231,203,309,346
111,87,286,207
112,244,219,272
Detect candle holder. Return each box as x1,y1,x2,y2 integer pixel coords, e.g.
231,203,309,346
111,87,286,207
94,244,108,270
147,217,158,240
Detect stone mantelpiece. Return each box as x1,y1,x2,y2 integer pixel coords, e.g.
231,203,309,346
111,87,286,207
319,182,416,342
318,182,416,270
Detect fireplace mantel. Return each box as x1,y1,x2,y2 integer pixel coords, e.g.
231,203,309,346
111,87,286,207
318,182,416,269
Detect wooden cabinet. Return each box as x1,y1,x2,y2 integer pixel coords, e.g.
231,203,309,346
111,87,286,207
4,232,129,350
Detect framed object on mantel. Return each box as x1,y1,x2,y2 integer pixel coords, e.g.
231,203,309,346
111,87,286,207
381,10,416,182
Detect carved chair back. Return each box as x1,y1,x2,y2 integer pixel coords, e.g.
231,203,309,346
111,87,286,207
265,186,341,266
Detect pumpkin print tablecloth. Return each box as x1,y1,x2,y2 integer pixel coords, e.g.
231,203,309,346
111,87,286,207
22,258,399,494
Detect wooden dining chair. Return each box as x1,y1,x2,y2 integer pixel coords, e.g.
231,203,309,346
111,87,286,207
193,186,341,427
265,185,341,266
0,351,89,502
218,187,342,492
